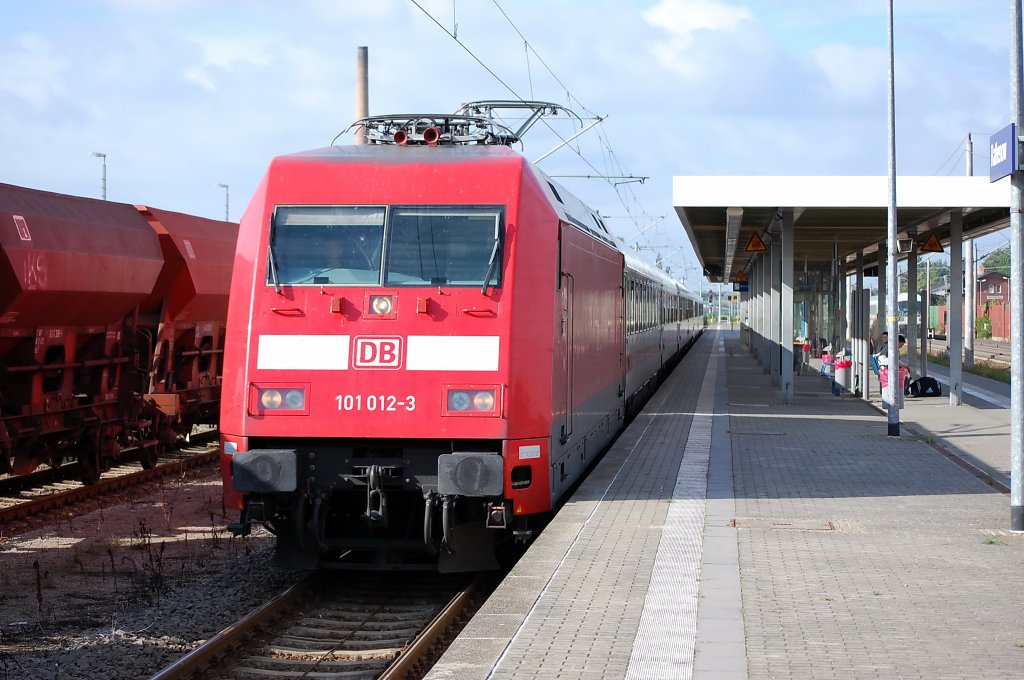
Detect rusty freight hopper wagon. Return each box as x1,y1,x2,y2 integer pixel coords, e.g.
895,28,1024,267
0,183,237,483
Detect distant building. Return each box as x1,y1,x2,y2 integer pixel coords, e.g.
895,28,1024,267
929,267,1011,340
977,270,1009,305
977,268,1010,340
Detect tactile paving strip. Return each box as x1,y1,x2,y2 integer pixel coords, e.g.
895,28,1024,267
623,344,717,680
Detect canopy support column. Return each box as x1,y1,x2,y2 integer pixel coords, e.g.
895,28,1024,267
781,209,794,404
949,209,963,405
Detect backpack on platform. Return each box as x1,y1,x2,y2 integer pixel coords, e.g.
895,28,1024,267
909,376,942,397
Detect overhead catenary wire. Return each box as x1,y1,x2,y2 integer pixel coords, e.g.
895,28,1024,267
408,0,678,270
931,133,969,176
486,2,660,233
931,131,996,177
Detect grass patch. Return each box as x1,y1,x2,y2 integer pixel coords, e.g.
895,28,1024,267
926,352,1009,384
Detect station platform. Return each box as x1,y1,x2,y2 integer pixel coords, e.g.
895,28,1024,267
426,329,1024,680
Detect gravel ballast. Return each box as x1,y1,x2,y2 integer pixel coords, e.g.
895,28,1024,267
0,469,306,679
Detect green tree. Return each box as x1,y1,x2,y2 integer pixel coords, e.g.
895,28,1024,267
983,246,1010,275
975,313,992,340
916,258,949,292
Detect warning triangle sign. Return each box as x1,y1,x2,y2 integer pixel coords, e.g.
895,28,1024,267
735,271,748,283
920,232,944,254
745,232,768,253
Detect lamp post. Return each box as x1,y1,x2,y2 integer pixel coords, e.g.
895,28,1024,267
90,151,107,200
216,182,229,221
884,0,900,436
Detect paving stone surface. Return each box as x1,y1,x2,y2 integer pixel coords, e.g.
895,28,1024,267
430,330,1024,680
728,337,1024,680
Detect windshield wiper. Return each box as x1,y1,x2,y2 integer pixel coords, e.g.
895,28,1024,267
267,232,282,294
481,233,500,295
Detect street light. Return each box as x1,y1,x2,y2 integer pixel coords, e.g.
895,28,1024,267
90,151,107,200
216,182,229,221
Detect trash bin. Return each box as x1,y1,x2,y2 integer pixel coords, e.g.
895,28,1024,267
834,358,853,392
792,341,804,373
792,339,813,375
879,366,908,408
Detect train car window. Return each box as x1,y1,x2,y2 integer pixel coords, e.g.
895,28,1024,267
641,284,646,330
626,280,631,334
385,206,503,288
268,206,385,286
645,284,651,330
637,283,643,332
649,285,654,329
650,286,655,328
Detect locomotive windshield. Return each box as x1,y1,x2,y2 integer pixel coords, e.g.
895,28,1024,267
267,205,503,289
270,206,386,286
385,206,502,288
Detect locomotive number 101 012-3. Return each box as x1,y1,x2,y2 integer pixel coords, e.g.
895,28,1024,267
335,394,417,412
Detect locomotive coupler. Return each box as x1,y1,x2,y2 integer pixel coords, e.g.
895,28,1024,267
363,464,388,526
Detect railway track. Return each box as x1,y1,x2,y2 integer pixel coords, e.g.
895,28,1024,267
0,437,219,529
926,336,1009,366
152,571,486,680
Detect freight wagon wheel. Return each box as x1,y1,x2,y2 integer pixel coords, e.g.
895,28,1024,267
138,445,160,470
78,449,101,485
48,451,66,471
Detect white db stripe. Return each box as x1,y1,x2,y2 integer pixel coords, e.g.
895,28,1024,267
406,336,499,371
257,335,350,370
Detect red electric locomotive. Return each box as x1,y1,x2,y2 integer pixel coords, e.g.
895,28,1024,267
221,103,702,571
0,184,237,483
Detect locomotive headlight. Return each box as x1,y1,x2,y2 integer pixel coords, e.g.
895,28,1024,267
444,386,500,416
253,385,308,413
448,390,471,411
260,388,283,409
472,390,496,411
283,388,305,410
369,294,393,315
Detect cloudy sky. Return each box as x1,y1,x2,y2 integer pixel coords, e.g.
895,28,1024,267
0,0,1016,282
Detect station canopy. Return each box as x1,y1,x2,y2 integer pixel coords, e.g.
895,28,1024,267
674,176,1011,283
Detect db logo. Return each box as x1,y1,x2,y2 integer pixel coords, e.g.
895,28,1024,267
353,336,403,369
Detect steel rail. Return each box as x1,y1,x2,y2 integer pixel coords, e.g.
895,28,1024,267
151,575,479,680
149,576,313,680
379,579,479,680
0,445,217,525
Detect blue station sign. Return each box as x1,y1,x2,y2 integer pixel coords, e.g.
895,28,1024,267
733,282,749,292
990,123,1016,182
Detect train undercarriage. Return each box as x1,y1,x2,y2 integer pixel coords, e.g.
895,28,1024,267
228,438,525,572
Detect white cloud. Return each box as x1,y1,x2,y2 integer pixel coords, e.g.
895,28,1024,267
0,34,66,109
182,33,275,91
101,0,206,13
0,1,1013,276
643,0,753,45
642,0,753,78
810,42,887,105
